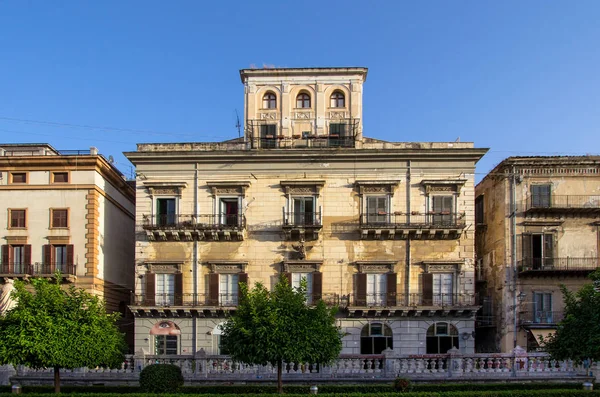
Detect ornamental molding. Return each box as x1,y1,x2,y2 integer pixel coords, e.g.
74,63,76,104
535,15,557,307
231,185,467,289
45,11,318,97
294,111,313,120
260,112,277,120
208,262,248,274
281,180,325,196
422,261,464,273
147,262,182,274
206,181,250,197
329,111,347,119
355,180,400,195
143,181,187,197
282,260,322,273
420,179,467,195
356,261,396,273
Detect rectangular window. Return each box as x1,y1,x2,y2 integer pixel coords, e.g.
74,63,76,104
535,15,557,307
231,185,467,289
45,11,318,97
52,172,69,183
533,292,553,323
260,124,277,148
219,273,239,306
219,198,240,226
366,196,389,225
433,273,453,305
366,273,387,306
54,245,68,273
10,172,26,184
431,196,454,225
156,198,176,226
475,195,484,224
9,209,26,228
292,197,315,225
156,335,178,355
522,233,554,270
156,273,175,306
51,209,68,228
291,272,313,304
531,184,551,208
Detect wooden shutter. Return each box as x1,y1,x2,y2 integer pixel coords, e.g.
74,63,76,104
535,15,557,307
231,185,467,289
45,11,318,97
208,273,219,305
174,273,183,306
238,273,248,301
312,272,323,302
66,245,74,274
387,273,397,306
1,245,8,273
24,245,31,274
544,234,554,268
145,272,155,306
43,244,52,273
355,273,367,306
521,233,532,269
422,273,433,305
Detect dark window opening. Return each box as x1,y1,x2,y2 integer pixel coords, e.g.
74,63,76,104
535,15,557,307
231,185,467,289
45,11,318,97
53,172,69,183
156,335,178,355
260,124,277,148
360,323,393,354
220,198,239,226
156,198,176,226
426,322,459,354
52,209,68,228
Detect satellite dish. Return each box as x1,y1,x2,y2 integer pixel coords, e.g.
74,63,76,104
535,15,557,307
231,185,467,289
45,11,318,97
108,155,114,164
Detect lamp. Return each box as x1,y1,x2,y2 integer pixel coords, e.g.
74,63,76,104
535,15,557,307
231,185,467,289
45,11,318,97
517,292,527,303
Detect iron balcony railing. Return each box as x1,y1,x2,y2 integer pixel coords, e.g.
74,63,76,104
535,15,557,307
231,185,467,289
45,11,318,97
359,213,466,228
0,262,76,276
131,293,341,307
520,311,564,325
142,214,246,230
283,211,322,227
526,194,600,211
518,257,599,272
347,293,476,308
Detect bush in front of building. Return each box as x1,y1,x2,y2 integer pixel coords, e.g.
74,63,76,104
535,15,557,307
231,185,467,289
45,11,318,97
393,377,412,392
139,363,184,393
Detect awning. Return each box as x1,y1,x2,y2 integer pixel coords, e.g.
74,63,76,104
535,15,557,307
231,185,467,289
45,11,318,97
530,329,555,346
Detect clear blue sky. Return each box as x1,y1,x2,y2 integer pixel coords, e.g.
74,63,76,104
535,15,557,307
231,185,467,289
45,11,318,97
1,1,599,181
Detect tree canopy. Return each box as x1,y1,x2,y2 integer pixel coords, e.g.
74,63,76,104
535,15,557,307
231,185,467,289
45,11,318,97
0,277,127,392
543,269,600,362
220,275,342,393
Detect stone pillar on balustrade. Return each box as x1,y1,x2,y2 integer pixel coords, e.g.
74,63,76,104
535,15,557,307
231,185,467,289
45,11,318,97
447,347,462,378
133,349,146,373
511,345,527,375
194,348,207,377
382,347,396,378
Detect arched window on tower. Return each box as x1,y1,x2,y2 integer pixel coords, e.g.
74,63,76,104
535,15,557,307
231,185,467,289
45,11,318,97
263,92,277,109
330,91,345,108
296,93,311,108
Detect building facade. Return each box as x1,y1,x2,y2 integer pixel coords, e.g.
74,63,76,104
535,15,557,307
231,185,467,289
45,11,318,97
0,144,136,343
125,67,487,358
475,156,600,353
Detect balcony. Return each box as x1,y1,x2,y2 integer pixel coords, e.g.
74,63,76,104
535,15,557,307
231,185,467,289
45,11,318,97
142,214,246,241
0,263,76,280
345,293,477,317
255,136,356,150
518,257,599,275
359,213,466,239
525,194,600,214
282,211,322,240
520,311,564,327
0,263,34,277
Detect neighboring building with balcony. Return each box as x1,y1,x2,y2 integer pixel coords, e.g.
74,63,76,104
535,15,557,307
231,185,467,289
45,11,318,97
0,143,136,344
475,156,600,353
125,67,487,357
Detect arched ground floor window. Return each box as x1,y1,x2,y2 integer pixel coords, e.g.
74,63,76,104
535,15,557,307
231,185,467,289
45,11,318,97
360,322,393,354
426,322,458,354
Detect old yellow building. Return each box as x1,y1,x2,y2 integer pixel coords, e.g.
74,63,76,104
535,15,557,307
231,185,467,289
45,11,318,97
475,156,600,352
125,67,487,357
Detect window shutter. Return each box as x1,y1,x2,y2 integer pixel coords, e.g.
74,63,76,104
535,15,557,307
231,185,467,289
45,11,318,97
145,272,155,306
387,273,397,306
544,234,554,268
521,233,532,268
43,245,52,273
282,272,292,286
208,273,219,305
355,273,367,306
66,245,74,274
24,245,31,273
312,271,323,302
238,273,248,300
422,273,433,305
1,245,8,272
174,273,183,306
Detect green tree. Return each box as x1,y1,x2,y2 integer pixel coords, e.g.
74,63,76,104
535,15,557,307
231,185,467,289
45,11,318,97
0,276,127,393
220,275,342,394
543,269,600,362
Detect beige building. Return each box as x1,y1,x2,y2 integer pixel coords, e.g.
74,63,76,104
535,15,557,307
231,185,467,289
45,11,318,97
125,67,487,358
475,156,600,353
0,144,136,343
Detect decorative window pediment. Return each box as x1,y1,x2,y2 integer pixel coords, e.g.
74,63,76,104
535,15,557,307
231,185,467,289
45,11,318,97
207,261,248,274
146,261,183,273
280,180,325,196
420,179,466,195
421,260,464,273
355,261,396,273
355,180,400,195
143,181,187,197
282,260,322,273
206,181,250,196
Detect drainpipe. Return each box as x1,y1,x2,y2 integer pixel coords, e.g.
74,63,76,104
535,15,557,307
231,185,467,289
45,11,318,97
405,161,412,302
510,166,518,349
193,163,199,354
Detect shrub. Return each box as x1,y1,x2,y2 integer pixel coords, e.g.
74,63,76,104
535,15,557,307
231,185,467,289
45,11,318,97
138,363,184,393
393,377,412,392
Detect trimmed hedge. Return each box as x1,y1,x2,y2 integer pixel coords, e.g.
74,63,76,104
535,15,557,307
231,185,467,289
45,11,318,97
139,364,184,393
0,382,591,394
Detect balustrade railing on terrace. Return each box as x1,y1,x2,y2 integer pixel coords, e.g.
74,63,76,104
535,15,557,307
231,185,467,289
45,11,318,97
520,311,564,325
0,262,75,276
12,350,591,382
256,136,355,149
526,194,600,211
142,214,246,229
359,213,466,228
518,257,599,272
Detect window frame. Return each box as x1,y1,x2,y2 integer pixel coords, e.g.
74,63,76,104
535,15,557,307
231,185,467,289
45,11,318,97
50,208,69,229
155,334,178,355
475,195,484,225
51,171,70,184
218,196,242,227
155,273,176,306
360,322,393,354
8,208,27,229
154,196,178,226
296,93,311,109
531,184,552,208
365,195,390,225
9,172,27,184
219,273,239,306
291,272,313,304
330,91,345,108
426,322,459,354
262,92,277,109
